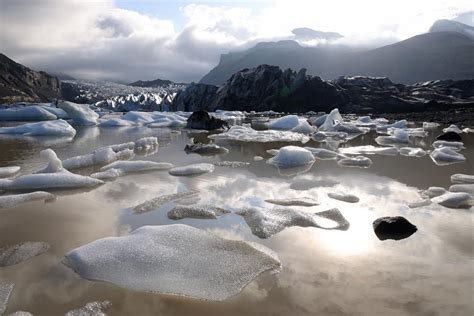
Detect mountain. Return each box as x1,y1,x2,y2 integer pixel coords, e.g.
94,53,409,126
128,78,184,88
200,24,474,85
429,19,474,39
0,53,61,104
174,64,474,113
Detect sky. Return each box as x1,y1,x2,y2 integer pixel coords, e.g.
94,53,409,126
0,0,472,83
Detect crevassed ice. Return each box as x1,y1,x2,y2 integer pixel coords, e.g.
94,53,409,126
65,224,281,301
167,205,230,220
0,119,76,137
267,146,315,169
169,163,215,176
0,241,50,267
58,101,99,126
0,191,55,209
208,125,309,143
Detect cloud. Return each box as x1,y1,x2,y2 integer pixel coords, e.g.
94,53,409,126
0,0,472,82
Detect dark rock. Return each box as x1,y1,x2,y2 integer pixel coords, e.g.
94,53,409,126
171,83,218,112
184,143,229,156
436,131,463,141
186,111,229,130
373,216,417,241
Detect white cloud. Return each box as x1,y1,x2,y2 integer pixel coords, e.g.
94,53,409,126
0,0,472,82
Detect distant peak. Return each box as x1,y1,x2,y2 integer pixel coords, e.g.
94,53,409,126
429,19,474,39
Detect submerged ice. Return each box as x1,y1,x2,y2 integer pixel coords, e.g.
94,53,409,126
169,163,215,176
0,242,50,267
167,205,230,220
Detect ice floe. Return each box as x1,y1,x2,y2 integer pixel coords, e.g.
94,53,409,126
184,143,229,156
0,281,14,315
65,301,111,316
0,191,55,209
337,155,372,168
208,125,309,143
451,174,474,184
431,192,473,209
65,224,281,301
264,197,319,206
422,122,440,129
267,146,315,169
430,147,466,165
303,147,340,160
169,163,215,176
167,205,230,220
0,242,50,267
0,119,76,137
267,115,300,130
100,160,173,175
399,147,427,157
58,101,99,126
375,120,407,133
253,156,264,161
63,147,134,170
328,192,360,203
133,190,199,213
449,184,474,195
421,186,447,198
236,207,349,238
99,117,136,127
407,199,432,208
443,124,462,134
375,129,409,145
0,166,20,178
0,106,57,121
339,145,399,156
432,140,465,151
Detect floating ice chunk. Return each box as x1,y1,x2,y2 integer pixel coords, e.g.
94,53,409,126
451,174,474,184
209,125,309,143
58,101,99,126
236,207,349,238
339,145,399,156
375,129,409,145
121,111,155,124
213,161,250,168
264,197,319,206
0,106,57,121
101,161,173,174
37,148,65,173
267,146,315,169
0,242,50,267
62,147,134,170
266,149,279,156
0,119,76,137
167,205,230,220
337,155,372,168
408,199,432,208
319,108,343,132
133,137,159,155
304,147,340,160
443,124,462,134
421,186,447,198
328,192,359,203
308,114,328,127
431,192,473,208
65,301,111,316
90,168,123,181
147,116,186,128
375,120,407,133
39,105,69,119
462,127,474,133
430,147,466,165
169,163,215,176
399,147,427,157
253,156,264,161
449,184,474,195
0,166,20,178
267,115,299,130
184,143,229,156
99,118,135,127
0,191,55,209
0,172,103,191
291,120,316,134
423,122,440,129
432,140,465,151
133,190,199,213
312,131,348,142
65,224,281,301
0,281,14,315
391,127,427,138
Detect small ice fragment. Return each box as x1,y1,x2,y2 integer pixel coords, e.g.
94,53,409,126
213,161,250,168
399,147,427,157
449,184,474,195
268,115,300,130
339,145,399,156
0,120,76,137
421,186,447,198
169,163,215,176
167,205,230,220
133,190,200,213
64,224,281,301
328,192,359,203
431,192,473,208
99,118,135,127
58,101,99,126
462,127,474,133
266,149,279,156
65,301,111,316
0,242,50,267
337,155,372,168
443,124,462,134
0,191,55,209
90,168,123,181
375,129,409,145
253,156,263,161
432,140,464,151
430,147,466,165
264,197,319,206
0,166,20,179
62,147,134,170
451,174,474,184
0,281,14,315
267,146,315,169
101,161,173,174
408,199,432,208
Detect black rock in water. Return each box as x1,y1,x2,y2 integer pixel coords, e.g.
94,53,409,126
186,111,229,130
436,131,463,142
373,216,417,241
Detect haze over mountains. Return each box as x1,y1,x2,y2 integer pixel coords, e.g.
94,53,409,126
200,19,474,85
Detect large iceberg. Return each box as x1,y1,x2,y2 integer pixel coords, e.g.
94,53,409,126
0,119,76,137
65,224,281,301
58,101,99,126
0,106,57,121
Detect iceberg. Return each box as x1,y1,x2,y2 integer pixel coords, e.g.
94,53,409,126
65,224,281,301
443,124,462,134
337,155,372,168
375,129,409,145
133,190,200,213
65,301,111,316
58,101,99,126
449,184,474,195
421,186,447,198
169,163,215,176
375,120,407,133
432,140,465,151
0,106,57,121
339,145,399,156
121,111,155,124
430,147,466,165
399,147,427,157
304,147,340,160
167,205,230,220
319,109,365,134
62,147,134,170
291,120,316,134
431,192,473,209
267,146,315,169
101,161,173,174
267,115,300,130
209,125,309,143
236,207,350,239
264,197,320,206
328,192,360,203
0,166,20,178
99,118,135,127
0,241,50,267
0,191,55,209
0,281,14,315
451,174,474,184
0,119,76,137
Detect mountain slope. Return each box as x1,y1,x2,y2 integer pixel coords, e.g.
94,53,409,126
429,19,474,39
0,53,61,104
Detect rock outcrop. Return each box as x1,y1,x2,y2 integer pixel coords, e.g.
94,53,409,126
0,54,61,104
185,111,229,130
172,83,218,112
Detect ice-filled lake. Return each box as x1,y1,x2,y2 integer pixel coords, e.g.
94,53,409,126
0,112,473,315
